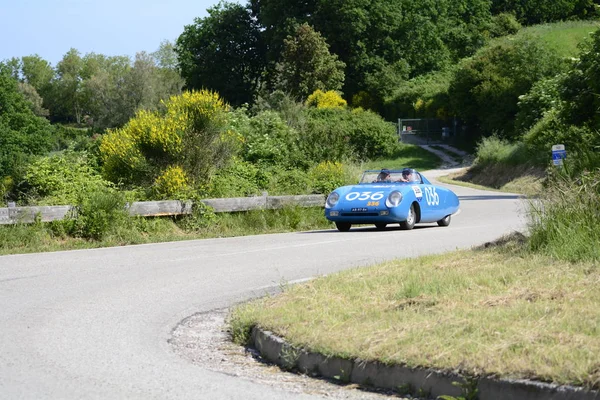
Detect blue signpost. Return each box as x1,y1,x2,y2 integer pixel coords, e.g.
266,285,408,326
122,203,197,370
552,144,567,166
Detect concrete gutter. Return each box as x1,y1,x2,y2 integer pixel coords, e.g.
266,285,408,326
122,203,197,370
251,327,599,400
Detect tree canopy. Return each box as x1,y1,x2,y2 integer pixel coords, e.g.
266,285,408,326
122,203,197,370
176,2,264,107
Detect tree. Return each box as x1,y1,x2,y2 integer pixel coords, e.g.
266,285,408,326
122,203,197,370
50,48,85,123
0,68,54,180
251,0,492,111
560,28,600,135
274,23,345,100
20,55,54,96
176,2,264,107
491,0,597,25
448,35,566,140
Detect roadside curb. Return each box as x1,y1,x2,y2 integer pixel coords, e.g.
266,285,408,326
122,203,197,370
251,327,599,400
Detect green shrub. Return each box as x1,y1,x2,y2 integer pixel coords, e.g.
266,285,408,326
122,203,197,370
266,169,311,195
208,158,266,198
515,75,562,133
22,151,114,206
301,108,399,163
449,34,566,140
475,136,542,167
69,187,128,240
240,110,301,167
308,161,354,194
489,13,522,38
177,201,216,232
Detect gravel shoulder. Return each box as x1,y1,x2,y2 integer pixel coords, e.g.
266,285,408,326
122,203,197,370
169,309,412,399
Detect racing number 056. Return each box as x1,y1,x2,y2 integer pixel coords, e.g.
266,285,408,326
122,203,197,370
345,191,385,201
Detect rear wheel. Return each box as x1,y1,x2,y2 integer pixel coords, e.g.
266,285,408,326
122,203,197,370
437,214,451,227
335,222,351,232
399,204,416,230
374,223,387,230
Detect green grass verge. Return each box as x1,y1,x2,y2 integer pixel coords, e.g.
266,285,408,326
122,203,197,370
230,237,600,389
0,206,333,256
362,144,442,171
519,20,600,58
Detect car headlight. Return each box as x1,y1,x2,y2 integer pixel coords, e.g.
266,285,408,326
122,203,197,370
386,191,402,208
325,192,340,209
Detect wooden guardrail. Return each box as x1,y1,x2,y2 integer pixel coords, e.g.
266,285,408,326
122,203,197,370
0,194,326,225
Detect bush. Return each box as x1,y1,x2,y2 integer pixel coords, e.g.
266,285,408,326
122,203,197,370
69,187,128,240
475,136,541,167
239,111,301,167
265,168,311,195
22,151,114,206
449,34,566,140
305,90,347,109
207,158,266,198
515,76,562,133
300,108,399,163
489,13,522,38
153,165,191,200
308,161,354,194
100,90,236,192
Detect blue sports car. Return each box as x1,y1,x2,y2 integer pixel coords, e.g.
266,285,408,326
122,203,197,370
325,168,460,231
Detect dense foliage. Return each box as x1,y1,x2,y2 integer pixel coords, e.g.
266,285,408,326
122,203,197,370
176,2,264,107
100,90,237,197
0,69,54,192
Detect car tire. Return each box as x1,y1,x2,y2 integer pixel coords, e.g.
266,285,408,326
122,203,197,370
335,222,351,232
437,214,451,227
375,223,387,230
399,204,416,230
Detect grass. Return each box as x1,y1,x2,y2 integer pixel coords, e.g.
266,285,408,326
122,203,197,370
0,206,333,256
362,144,442,171
520,20,600,58
230,236,600,389
529,168,600,262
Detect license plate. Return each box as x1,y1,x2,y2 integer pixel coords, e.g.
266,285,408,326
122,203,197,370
351,207,368,212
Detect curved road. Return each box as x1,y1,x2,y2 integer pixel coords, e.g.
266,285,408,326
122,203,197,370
0,170,526,399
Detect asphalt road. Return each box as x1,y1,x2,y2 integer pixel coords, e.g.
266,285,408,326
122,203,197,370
0,170,527,399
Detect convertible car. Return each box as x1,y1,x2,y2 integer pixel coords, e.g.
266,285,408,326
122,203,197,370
325,168,459,231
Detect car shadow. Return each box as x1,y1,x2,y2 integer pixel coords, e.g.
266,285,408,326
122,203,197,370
300,224,439,234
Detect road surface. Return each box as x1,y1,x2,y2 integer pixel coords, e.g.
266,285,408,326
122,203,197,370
0,170,526,399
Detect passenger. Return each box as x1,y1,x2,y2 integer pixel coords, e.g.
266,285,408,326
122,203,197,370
376,169,392,182
399,168,413,182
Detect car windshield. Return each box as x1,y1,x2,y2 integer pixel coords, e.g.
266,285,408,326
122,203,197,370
359,169,421,184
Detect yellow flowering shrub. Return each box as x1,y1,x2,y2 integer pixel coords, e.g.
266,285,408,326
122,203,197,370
99,90,234,195
308,161,350,194
154,165,190,199
306,90,347,109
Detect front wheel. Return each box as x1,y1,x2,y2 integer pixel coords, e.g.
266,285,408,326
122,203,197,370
399,204,416,230
335,222,351,232
437,214,451,227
